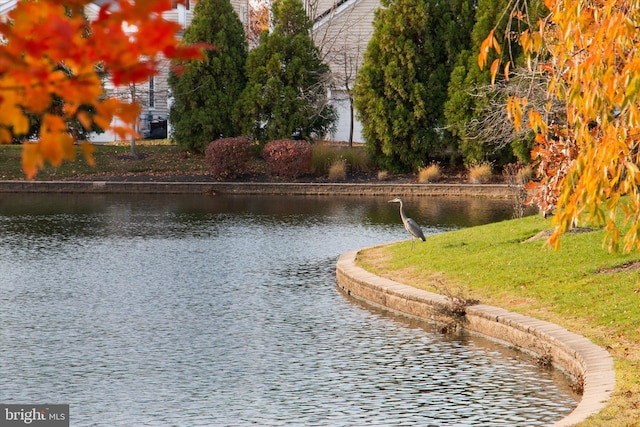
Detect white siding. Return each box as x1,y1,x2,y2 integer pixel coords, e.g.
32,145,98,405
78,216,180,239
312,0,380,143
329,89,364,143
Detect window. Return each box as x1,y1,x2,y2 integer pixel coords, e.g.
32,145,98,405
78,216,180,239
148,76,155,109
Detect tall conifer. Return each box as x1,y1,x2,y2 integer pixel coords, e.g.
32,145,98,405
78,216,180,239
236,0,336,143
353,0,474,172
169,0,247,153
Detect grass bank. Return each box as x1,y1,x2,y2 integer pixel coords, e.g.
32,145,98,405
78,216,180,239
357,214,640,426
0,141,209,180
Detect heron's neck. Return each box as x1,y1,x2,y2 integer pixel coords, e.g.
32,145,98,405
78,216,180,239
398,203,407,220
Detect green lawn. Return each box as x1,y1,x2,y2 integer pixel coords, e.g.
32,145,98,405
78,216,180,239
357,214,640,426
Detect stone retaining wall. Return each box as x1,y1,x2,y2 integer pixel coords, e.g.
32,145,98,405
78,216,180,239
336,248,615,427
0,180,518,197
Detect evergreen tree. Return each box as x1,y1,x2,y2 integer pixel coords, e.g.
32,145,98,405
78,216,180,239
353,0,474,173
444,0,510,163
169,0,247,153
236,0,336,143
444,0,546,164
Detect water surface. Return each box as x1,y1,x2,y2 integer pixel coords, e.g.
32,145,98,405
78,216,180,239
0,194,576,426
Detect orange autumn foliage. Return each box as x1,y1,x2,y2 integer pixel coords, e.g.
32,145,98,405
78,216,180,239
480,0,640,252
0,0,204,178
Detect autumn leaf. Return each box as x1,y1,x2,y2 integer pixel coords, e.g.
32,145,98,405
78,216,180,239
22,144,44,180
478,30,496,70
0,0,203,178
490,59,500,85
81,141,96,167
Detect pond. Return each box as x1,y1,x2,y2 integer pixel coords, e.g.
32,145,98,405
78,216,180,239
0,193,577,426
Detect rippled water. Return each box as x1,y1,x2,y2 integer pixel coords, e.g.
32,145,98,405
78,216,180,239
0,194,576,426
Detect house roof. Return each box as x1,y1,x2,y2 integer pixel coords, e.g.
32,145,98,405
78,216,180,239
0,0,18,17
312,0,380,85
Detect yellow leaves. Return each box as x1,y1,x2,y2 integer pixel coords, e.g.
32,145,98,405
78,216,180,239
94,97,141,138
0,129,12,145
622,62,640,111
528,110,548,134
506,96,527,131
22,115,77,179
625,162,640,187
478,29,501,70
493,0,640,251
40,115,75,165
490,59,500,85
503,61,511,82
12,112,30,137
20,115,97,179
520,29,544,58
0,90,29,136
76,111,93,132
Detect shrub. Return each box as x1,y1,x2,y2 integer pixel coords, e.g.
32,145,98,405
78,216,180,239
377,170,389,181
328,158,347,181
263,139,312,179
418,163,441,183
468,161,493,184
205,137,252,181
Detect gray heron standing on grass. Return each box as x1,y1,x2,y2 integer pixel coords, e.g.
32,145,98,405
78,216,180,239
388,197,426,249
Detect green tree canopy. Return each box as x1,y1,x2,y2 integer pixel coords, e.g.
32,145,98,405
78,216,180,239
444,0,547,164
236,0,336,144
353,0,474,173
169,0,248,153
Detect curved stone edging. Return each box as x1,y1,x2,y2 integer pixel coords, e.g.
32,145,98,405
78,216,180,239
336,248,615,427
0,180,518,197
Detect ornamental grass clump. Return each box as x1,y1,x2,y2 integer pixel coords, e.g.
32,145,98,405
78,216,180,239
205,137,252,180
418,163,441,183
328,158,347,181
468,161,493,183
311,143,339,175
311,143,372,177
517,164,534,183
263,139,312,179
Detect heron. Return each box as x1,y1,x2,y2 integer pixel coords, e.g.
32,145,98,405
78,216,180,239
388,197,426,249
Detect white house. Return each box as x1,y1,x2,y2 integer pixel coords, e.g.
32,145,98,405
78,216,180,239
311,0,380,144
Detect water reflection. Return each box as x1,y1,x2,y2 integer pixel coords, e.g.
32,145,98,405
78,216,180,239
0,193,574,426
